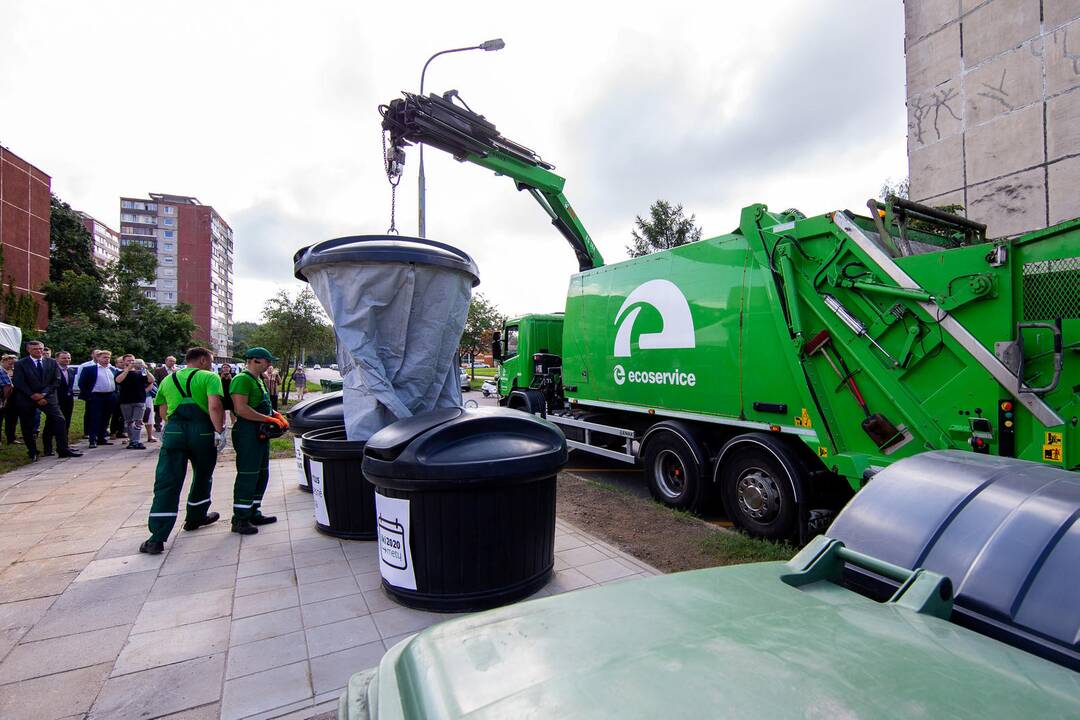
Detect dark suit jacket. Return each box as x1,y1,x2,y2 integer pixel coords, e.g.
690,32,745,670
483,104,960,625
13,356,62,407
77,364,120,398
57,366,77,401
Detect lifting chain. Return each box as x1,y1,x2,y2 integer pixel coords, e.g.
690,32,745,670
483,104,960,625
382,129,404,235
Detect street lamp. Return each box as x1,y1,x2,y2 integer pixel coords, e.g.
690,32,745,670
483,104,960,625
417,38,505,238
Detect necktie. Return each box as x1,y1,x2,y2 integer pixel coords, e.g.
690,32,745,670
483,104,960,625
35,360,43,380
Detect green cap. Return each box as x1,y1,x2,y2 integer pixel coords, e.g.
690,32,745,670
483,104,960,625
244,347,279,361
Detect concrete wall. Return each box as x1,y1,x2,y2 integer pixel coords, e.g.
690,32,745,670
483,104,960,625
905,0,1080,236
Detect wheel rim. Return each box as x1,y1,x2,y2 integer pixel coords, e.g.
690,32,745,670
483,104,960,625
735,465,782,523
653,449,687,500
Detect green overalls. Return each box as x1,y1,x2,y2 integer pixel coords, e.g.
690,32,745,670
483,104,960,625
232,370,271,521
148,371,218,542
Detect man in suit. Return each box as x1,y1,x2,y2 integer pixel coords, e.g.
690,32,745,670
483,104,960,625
42,350,77,456
13,341,82,461
77,349,120,448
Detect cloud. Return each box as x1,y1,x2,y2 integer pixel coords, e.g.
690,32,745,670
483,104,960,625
564,1,906,228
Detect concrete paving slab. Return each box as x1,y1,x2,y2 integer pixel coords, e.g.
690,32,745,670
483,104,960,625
238,540,294,563
0,596,54,630
230,606,303,646
113,616,230,676
74,551,165,582
236,553,295,579
309,640,386,696
300,593,370,629
231,586,300,620
148,564,236,600
0,661,112,720
131,587,234,634
24,594,143,642
0,624,130,683
370,606,445,639
159,545,240,576
234,568,296,597
220,659,312,720
89,653,226,720
226,630,308,680
305,616,380,658
295,559,351,585
0,571,77,603
50,568,157,610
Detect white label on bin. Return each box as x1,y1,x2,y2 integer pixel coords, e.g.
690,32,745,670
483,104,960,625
294,437,306,486
310,459,329,527
375,494,416,590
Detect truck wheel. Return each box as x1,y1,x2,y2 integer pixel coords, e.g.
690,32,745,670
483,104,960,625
642,426,707,512
717,443,797,541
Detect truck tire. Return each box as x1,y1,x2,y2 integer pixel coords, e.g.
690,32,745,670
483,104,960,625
714,435,800,541
507,389,546,418
641,422,709,512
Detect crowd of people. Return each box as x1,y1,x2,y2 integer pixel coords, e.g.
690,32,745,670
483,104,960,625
0,344,296,461
0,342,311,554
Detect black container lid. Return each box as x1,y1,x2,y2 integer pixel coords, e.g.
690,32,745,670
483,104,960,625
362,407,567,489
286,391,344,431
300,425,365,460
293,235,479,286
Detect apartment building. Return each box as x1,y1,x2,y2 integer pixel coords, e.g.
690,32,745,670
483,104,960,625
0,145,51,328
119,193,234,356
78,211,120,267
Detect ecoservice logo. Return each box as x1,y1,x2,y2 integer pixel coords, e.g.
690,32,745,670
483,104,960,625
613,279,696,357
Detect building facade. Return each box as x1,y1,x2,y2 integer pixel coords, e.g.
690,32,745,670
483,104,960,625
78,211,120,267
119,193,234,357
0,145,51,329
905,0,1080,237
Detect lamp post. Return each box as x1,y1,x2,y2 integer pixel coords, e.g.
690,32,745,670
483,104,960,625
417,38,505,238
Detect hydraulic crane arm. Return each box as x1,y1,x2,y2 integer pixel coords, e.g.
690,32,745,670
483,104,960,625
380,91,605,270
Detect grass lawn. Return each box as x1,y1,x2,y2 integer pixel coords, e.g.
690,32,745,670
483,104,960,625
0,400,89,475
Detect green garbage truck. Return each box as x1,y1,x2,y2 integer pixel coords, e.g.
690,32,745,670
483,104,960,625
382,90,1080,541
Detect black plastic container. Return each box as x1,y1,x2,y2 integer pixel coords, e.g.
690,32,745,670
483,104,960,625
300,425,376,540
287,392,344,492
362,407,567,613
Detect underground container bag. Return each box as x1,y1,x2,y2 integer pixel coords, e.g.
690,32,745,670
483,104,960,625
286,391,343,492
300,425,376,540
362,406,568,613
293,235,479,442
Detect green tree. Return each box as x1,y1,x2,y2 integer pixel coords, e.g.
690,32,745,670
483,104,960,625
626,200,703,258
460,293,504,379
40,242,196,361
251,287,333,402
49,195,100,284
879,177,910,201
231,321,260,358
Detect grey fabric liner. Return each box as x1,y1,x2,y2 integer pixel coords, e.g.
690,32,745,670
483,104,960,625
305,261,472,441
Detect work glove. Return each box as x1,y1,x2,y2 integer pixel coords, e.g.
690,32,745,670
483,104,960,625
271,411,289,430
214,430,228,452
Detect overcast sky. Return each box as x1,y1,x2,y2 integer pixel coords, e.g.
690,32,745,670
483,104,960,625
0,1,907,323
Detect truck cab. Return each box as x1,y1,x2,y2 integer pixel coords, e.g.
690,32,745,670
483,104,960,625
493,313,564,401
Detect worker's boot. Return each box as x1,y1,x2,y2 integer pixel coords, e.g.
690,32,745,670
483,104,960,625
139,539,164,555
231,518,258,535
183,511,220,532
250,513,277,526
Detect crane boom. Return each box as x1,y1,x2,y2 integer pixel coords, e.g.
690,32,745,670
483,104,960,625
380,91,605,270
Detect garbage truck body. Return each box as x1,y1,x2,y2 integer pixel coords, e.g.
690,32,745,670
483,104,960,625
382,89,1079,540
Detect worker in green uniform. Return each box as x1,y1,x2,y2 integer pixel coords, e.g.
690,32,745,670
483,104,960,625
230,347,289,534
140,346,228,554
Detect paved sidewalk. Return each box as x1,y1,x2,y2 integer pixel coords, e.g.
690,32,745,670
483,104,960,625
0,445,659,720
